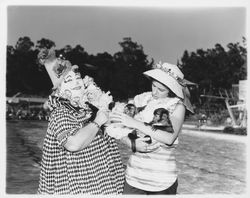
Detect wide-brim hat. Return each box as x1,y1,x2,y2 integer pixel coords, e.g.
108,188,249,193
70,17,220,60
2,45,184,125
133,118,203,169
143,62,184,99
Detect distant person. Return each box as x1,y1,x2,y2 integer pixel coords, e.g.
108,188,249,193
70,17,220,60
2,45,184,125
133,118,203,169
37,48,124,194
110,62,193,195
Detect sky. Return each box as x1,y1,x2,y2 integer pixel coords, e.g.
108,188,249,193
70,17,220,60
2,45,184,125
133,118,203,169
6,4,246,64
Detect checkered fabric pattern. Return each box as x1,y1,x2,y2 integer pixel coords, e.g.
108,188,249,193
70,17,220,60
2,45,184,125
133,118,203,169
38,104,124,194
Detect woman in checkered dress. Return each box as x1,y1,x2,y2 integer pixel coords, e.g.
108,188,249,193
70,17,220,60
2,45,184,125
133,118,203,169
37,49,124,194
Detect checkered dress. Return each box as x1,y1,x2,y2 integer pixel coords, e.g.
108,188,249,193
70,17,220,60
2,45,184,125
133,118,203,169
38,100,124,194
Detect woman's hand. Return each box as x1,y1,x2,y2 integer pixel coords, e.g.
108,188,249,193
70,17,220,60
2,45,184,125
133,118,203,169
94,110,109,126
109,111,138,128
135,137,159,153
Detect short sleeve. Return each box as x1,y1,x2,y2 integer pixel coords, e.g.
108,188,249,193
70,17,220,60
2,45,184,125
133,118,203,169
50,107,81,147
166,98,183,114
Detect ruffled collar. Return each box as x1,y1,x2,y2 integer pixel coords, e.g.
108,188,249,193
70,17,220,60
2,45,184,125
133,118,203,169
49,96,98,115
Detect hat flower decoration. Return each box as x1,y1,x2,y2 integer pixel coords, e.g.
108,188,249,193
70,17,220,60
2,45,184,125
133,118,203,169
147,61,194,113
82,75,113,110
143,61,185,99
153,61,186,87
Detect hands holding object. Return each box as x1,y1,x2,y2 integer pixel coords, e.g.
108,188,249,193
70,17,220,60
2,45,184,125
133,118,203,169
109,110,138,129
109,110,159,153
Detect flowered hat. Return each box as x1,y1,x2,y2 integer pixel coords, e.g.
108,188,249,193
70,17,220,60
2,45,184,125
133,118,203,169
37,47,74,89
144,62,185,99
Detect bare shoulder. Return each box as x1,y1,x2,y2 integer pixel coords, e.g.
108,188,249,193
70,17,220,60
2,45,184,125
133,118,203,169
172,101,186,117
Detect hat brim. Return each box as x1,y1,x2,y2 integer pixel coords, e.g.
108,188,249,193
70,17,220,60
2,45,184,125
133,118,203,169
144,69,184,99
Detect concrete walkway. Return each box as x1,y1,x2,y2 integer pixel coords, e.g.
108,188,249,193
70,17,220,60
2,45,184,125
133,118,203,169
183,123,225,131
182,129,248,144
6,121,247,194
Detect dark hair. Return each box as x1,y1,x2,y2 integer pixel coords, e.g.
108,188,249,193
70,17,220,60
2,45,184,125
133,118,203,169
151,78,177,98
167,88,176,98
153,108,170,123
153,108,169,117
124,103,137,117
149,107,172,126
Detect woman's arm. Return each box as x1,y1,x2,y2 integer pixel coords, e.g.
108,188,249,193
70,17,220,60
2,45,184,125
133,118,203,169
111,103,185,145
64,110,108,152
120,136,159,153
136,103,185,145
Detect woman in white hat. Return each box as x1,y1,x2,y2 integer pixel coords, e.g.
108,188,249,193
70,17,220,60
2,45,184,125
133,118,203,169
37,48,124,194
110,62,193,195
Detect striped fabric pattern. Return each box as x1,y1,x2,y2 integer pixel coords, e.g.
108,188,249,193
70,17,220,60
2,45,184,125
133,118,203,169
126,96,181,191
38,105,124,194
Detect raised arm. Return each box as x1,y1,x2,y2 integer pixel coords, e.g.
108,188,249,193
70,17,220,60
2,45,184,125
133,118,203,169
66,110,108,151
53,109,108,152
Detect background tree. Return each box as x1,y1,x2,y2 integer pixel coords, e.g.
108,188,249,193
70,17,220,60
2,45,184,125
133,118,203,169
15,36,34,52
180,38,247,95
57,44,94,80
7,36,37,95
112,37,153,100
7,37,53,96
179,38,247,115
88,52,114,92
64,45,89,73
7,35,246,109
6,45,18,95
36,38,56,49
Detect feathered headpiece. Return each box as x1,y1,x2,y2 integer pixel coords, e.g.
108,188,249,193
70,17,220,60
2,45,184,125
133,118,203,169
37,48,73,89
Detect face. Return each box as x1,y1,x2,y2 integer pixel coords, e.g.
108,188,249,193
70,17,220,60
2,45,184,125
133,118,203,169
152,110,170,125
151,80,169,99
124,104,137,117
152,112,161,123
59,70,84,105
160,113,170,125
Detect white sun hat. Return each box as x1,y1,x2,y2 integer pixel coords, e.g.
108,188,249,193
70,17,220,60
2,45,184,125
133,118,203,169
143,62,185,99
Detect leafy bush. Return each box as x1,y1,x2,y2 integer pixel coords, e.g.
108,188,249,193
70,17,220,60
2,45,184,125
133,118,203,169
208,110,229,125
